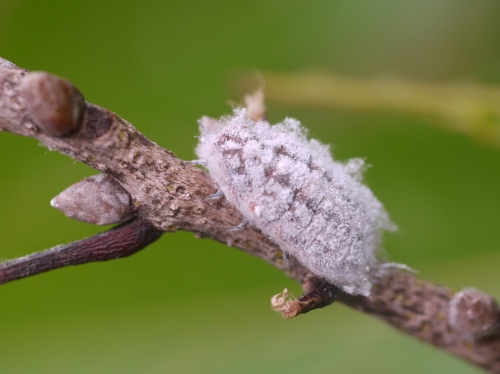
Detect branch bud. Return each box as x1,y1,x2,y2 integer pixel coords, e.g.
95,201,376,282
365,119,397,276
449,288,500,340
20,72,85,137
51,174,137,225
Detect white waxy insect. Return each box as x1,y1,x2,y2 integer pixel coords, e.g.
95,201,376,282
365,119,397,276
195,108,395,296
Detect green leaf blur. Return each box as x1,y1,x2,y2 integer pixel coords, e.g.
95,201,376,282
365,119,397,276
1,1,499,373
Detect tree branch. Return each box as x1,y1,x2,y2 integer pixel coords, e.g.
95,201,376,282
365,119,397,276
0,218,162,285
1,57,499,372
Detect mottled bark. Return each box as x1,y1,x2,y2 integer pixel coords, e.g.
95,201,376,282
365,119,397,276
0,57,499,373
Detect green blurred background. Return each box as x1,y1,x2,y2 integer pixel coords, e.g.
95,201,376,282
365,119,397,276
1,1,500,373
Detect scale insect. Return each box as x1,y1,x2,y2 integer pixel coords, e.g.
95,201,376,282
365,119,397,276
195,108,394,296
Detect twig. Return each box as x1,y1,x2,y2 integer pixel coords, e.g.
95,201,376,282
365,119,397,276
1,57,500,372
0,219,162,285
342,269,500,373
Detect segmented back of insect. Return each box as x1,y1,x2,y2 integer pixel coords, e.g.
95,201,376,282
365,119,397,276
196,108,393,296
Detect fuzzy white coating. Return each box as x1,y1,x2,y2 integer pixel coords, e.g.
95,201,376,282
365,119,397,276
196,108,394,296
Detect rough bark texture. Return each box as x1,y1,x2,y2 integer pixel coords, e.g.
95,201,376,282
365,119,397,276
0,219,162,285
341,270,500,372
1,57,500,373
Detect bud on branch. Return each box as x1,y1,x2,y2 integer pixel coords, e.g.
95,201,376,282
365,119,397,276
0,57,500,373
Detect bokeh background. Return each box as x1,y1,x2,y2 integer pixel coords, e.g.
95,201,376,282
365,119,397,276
1,1,500,373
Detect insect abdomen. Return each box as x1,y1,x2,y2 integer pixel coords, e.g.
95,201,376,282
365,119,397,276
197,109,393,296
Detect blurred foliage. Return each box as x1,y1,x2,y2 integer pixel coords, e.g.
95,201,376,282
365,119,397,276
1,0,500,373
249,71,500,146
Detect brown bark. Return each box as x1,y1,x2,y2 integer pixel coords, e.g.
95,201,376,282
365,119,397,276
0,57,499,373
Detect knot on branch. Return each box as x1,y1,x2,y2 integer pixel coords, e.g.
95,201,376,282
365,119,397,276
449,288,500,340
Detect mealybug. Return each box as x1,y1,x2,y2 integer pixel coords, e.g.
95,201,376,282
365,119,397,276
195,108,394,296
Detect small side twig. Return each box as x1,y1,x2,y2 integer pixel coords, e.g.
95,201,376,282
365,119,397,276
271,282,340,318
1,57,500,373
0,219,162,285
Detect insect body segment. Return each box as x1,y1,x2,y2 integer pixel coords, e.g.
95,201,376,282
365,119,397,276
196,108,393,296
